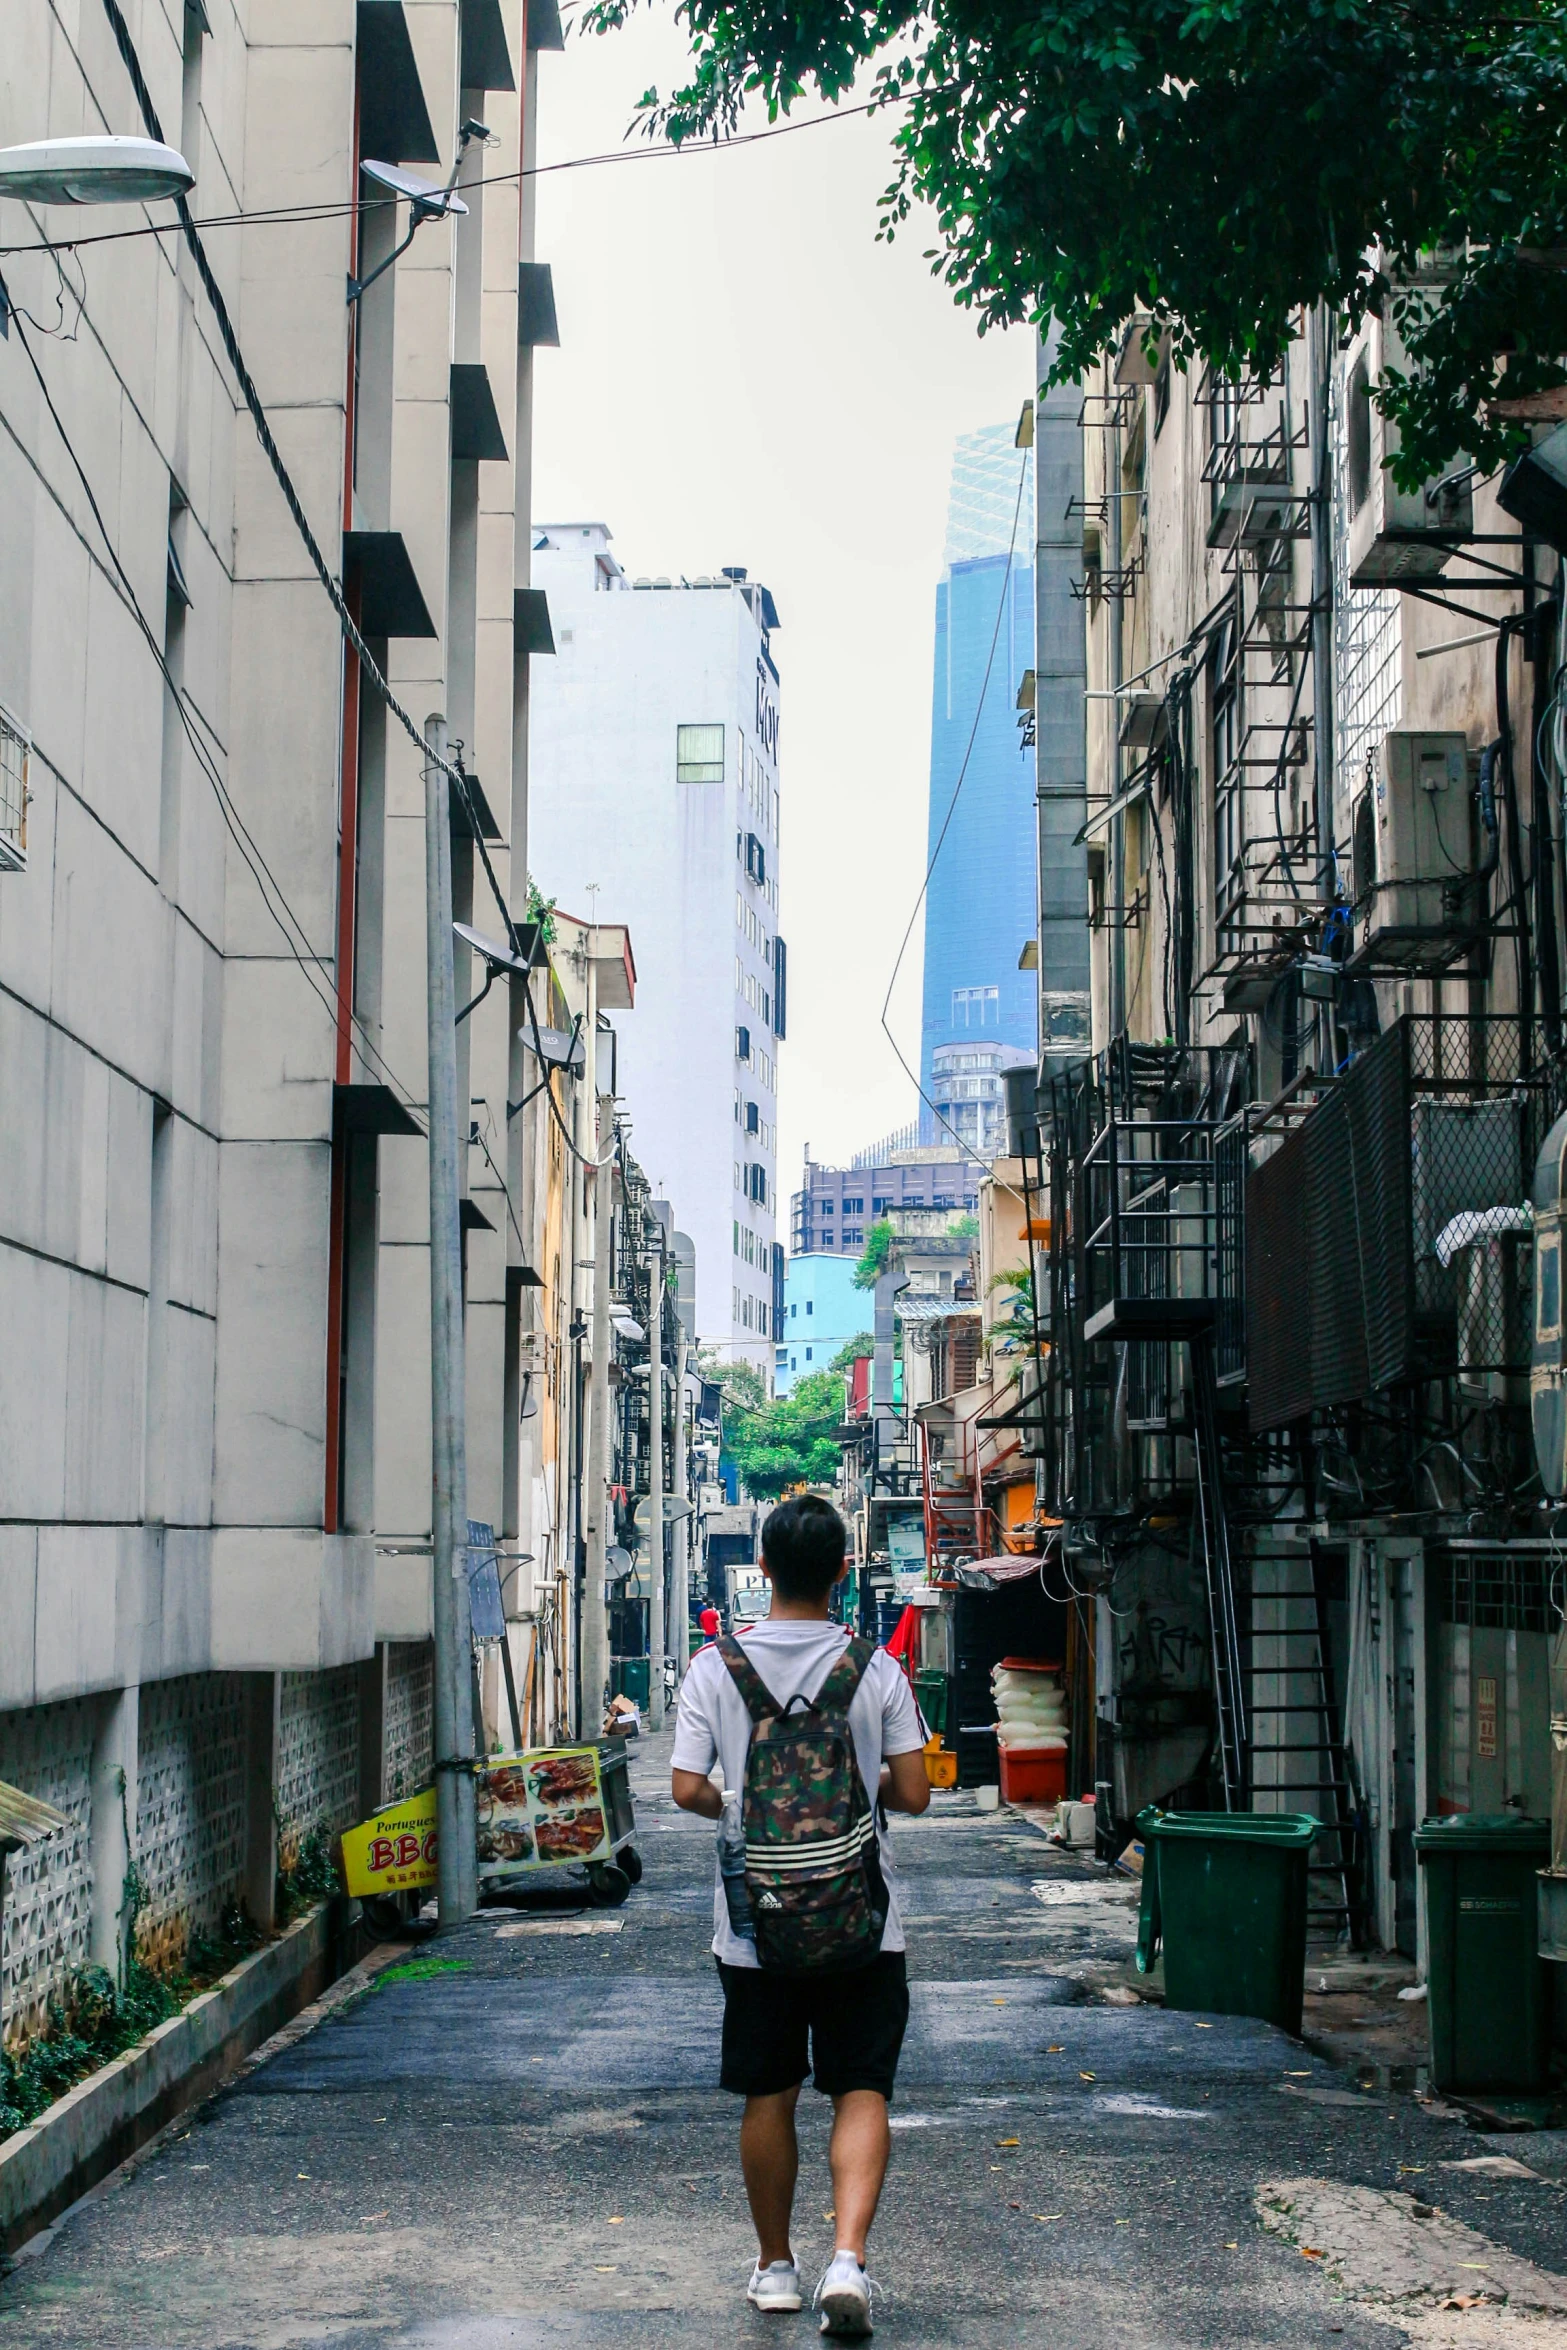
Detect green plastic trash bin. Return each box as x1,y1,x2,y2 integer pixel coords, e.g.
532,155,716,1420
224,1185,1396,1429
1136,1807,1318,2034
914,1671,948,1737
1414,1813,1552,2094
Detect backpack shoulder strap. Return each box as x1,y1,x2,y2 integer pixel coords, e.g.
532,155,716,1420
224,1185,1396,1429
813,1634,876,1717
716,1635,779,1725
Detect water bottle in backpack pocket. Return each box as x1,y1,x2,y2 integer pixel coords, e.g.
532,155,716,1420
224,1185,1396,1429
718,1789,756,1940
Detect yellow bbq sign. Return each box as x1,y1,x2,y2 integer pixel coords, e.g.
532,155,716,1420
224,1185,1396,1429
340,1788,438,1898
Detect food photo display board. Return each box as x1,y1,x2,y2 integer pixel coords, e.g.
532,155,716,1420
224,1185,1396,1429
475,1746,612,1878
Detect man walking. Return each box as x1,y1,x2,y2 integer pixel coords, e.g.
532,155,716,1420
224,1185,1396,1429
671,1493,929,2335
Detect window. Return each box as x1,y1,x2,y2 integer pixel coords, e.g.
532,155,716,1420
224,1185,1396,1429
737,1024,751,1062
733,1221,740,1255
844,1198,864,1215
1210,618,1241,915
0,702,29,873
805,1347,813,1362
821,1199,834,1214
952,985,999,1029
790,1301,797,1318
806,1300,813,1315
677,723,724,783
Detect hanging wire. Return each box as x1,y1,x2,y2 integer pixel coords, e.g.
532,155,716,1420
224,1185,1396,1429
94,0,518,955
878,453,1029,1170
7,304,428,1128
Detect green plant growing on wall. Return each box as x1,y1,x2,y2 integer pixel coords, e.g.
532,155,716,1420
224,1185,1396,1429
583,0,1567,485
852,1219,895,1290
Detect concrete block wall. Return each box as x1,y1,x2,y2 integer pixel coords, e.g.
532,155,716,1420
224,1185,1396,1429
0,1702,97,2038
276,1668,362,1850
133,1675,251,1970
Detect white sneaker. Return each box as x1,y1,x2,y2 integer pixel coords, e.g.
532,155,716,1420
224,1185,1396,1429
814,2250,880,2337
748,2258,804,2312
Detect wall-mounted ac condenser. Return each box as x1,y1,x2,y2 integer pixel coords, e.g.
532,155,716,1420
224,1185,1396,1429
1344,317,1472,586
1352,730,1479,961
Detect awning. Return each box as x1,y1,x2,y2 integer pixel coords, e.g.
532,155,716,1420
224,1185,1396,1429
450,363,509,463
951,1553,1045,1590
514,586,555,654
896,1294,981,1324
334,1081,422,1140
459,0,516,89
356,0,439,163
343,530,436,639
518,262,559,349
0,1777,70,1858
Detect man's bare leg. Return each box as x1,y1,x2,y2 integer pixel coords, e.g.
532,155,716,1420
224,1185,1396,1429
740,2083,802,2267
827,2088,891,2260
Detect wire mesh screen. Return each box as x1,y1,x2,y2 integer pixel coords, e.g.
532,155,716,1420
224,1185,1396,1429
1247,1016,1554,1429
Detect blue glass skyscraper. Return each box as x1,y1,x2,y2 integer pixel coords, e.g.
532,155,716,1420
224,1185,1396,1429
919,424,1038,1133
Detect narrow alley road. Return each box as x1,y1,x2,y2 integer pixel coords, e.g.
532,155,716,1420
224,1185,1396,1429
3,1738,1566,2350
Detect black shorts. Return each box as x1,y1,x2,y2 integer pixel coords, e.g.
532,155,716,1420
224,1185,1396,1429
716,1951,910,2100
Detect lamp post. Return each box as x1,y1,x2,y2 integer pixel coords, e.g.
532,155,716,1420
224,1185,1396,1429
0,135,194,203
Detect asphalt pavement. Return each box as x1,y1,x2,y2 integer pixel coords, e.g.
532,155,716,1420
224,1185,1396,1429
3,1729,1566,2349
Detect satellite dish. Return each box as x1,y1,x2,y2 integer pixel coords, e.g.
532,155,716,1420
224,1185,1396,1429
0,135,194,205
455,921,534,975
361,157,468,216
524,1023,586,1075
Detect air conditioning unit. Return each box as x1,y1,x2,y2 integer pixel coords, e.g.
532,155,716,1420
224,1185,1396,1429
1351,730,1480,961
1345,316,1472,585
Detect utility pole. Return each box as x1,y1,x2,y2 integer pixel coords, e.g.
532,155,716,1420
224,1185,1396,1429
580,1090,615,1736
423,716,478,1924
647,1222,666,1731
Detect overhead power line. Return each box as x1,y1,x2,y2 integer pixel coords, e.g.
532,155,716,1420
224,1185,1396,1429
5,303,428,1127
93,0,520,955
0,92,903,260
877,453,1030,1174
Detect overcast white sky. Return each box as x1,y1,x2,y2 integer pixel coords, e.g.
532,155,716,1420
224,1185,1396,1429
529,18,1031,1203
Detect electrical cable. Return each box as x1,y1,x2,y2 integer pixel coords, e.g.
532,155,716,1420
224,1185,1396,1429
94,0,520,957
6,303,429,1130
0,90,918,259
878,453,1028,1172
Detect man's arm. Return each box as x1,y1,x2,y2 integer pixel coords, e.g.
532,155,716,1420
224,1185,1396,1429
880,1748,931,1816
671,1768,723,1819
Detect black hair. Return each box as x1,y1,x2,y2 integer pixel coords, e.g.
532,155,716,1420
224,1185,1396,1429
761,1493,846,1602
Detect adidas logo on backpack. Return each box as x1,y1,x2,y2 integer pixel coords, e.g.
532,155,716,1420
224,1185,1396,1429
717,1635,890,1973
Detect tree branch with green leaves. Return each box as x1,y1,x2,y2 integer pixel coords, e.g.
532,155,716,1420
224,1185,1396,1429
582,0,1567,482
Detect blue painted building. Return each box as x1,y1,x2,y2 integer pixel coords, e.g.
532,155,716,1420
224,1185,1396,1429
920,424,1038,1132
774,1253,867,1397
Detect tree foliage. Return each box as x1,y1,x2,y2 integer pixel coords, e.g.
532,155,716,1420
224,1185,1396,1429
829,1332,877,1371
583,0,1567,481
716,1367,847,1498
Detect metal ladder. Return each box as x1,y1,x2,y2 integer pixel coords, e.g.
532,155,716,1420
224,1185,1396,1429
1190,1334,1248,1809
1244,1548,1362,1941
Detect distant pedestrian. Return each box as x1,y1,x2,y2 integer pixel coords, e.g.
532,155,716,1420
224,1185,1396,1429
672,1493,928,2335
698,1602,722,1645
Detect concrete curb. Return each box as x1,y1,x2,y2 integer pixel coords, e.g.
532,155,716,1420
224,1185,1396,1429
0,1900,362,2256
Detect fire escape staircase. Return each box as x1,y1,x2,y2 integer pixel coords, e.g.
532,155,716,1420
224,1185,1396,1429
1189,1337,1362,1940
921,1423,995,1574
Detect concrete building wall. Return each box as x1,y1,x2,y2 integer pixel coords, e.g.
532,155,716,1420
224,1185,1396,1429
775,1253,866,1394
0,0,554,2031
528,532,783,1378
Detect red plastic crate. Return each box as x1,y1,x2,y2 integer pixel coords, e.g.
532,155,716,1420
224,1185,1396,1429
998,1745,1068,1805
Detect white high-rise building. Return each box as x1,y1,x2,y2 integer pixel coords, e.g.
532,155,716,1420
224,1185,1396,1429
528,527,785,1379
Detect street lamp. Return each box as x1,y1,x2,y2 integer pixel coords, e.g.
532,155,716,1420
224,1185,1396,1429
0,135,194,205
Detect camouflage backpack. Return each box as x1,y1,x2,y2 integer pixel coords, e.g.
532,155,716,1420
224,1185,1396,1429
718,1633,889,1973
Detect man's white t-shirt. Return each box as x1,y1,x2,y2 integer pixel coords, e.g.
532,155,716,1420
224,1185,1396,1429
671,1619,924,1969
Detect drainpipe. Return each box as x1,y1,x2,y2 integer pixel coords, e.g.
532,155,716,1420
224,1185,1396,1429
424,714,478,1925
1308,302,1337,1067
580,1087,615,1736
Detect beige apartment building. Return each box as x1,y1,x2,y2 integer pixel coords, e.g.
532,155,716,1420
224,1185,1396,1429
0,0,653,2040
1021,300,1567,1963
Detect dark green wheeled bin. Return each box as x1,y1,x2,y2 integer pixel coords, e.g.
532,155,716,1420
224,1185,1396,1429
1414,1814,1552,2093
1135,1807,1318,2034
